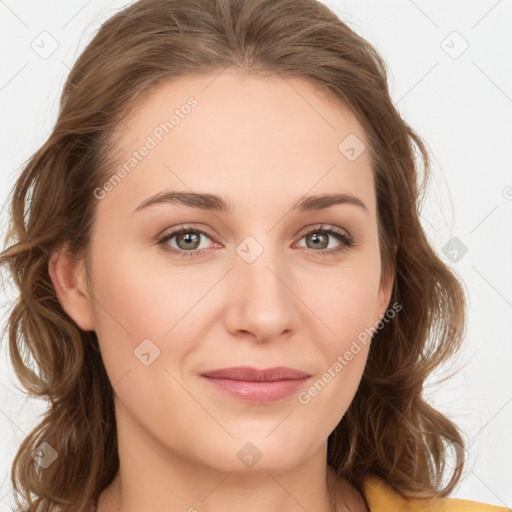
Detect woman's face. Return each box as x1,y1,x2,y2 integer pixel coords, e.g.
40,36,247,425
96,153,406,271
64,70,393,474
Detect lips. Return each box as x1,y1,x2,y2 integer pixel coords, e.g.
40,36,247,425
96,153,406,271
201,366,310,381
200,366,311,404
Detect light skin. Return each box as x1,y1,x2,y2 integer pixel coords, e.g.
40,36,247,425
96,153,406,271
49,70,393,512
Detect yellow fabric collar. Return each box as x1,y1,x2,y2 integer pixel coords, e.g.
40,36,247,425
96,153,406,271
361,475,509,512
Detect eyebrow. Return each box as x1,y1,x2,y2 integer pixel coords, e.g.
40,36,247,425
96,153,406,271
131,190,368,215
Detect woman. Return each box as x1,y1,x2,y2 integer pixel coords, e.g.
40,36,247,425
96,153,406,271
0,0,507,511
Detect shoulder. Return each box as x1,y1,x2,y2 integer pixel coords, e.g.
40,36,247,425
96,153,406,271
361,475,509,512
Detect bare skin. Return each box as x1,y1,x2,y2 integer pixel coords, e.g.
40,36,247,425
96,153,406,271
94,466,369,512
50,69,389,512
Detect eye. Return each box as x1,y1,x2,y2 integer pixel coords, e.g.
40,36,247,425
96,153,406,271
157,225,216,257
293,224,355,255
157,223,355,257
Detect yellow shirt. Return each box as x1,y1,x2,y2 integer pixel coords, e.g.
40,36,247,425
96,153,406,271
362,475,509,511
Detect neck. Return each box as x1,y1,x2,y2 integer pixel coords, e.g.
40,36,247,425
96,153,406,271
94,401,367,512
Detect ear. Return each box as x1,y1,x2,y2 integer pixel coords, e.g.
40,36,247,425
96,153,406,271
376,244,397,319
48,244,95,331
376,268,394,319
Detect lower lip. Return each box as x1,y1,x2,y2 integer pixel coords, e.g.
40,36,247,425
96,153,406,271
202,376,309,404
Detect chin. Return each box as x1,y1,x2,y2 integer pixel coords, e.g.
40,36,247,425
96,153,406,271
191,434,316,475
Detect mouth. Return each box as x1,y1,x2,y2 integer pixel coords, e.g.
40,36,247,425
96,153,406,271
200,366,311,404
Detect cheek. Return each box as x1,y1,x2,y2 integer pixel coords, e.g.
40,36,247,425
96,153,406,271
87,244,192,383
87,242,236,399
331,281,381,345
308,280,375,389
90,239,213,333
88,251,205,434
293,271,378,425
296,260,382,344
292,259,381,398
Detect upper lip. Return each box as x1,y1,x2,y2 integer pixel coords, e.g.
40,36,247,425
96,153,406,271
201,366,310,382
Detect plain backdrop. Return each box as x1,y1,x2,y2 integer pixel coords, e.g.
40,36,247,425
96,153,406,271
0,0,511,509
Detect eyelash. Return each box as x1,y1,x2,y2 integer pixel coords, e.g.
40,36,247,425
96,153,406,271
157,224,355,258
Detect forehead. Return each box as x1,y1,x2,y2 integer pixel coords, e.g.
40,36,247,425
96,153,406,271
100,70,376,218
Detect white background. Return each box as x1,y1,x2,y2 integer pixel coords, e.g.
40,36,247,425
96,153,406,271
1,0,511,509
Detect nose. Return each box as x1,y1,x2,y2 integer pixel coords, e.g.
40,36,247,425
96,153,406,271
224,243,300,343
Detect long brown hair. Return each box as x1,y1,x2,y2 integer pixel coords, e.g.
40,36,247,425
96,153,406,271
0,0,466,510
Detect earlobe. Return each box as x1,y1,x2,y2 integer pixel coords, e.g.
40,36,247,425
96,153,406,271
48,244,95,331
